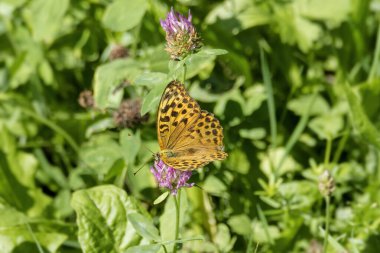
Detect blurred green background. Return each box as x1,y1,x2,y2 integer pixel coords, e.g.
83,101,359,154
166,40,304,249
1,0,380,252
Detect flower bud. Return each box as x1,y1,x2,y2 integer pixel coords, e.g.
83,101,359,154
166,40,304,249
113,99,148,128
318,170,335,197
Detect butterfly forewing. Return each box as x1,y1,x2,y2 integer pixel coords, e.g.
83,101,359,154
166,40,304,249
157,81,201,150
157,81,227,170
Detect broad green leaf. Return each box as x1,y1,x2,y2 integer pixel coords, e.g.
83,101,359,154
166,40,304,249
134,72,167,87
102,0,147,32
71,185,141,253
128,213,160,242
168,49,219,80
23,0,69,42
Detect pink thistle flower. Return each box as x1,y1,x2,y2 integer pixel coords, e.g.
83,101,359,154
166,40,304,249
160,7,202,60
150,159,194,195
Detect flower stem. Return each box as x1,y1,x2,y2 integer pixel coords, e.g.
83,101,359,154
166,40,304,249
173,190,181,253
182,63,187,84
323,196,331,253
324,137,332,168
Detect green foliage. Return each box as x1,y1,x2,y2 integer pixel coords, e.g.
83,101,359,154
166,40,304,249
1,0,380,252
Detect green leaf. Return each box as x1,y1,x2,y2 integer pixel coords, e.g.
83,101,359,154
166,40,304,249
80,135,124,176
297,0,350,27
93,59,142,109
23,0,69,42
102,0,147,32
71,185,141,253
287,94,330,116
128,213,160,242
197,48,228,56
125,244,161,253
134,72,167,87
141,81,167,115
203,175,227,196
153,191,169,205
0,204,69,253
227,214,252,236
239,128,266,140
343,83,380,149
159,191,188,242
85,118,115,138
309,113,344,139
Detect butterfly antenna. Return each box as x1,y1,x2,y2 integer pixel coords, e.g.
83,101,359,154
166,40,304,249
133,163,146,176
142,145,155,155
133,157,154,176
194,183,204,191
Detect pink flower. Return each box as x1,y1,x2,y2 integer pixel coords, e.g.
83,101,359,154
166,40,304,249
150,159,194,195
160,7,202,60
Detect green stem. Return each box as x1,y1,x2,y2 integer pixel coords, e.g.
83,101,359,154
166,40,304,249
324,137,332,168
173,190,181,253
260,47,277,149
26,222,44,253
323,196,331,253
368,24,380,81
182,63,187,84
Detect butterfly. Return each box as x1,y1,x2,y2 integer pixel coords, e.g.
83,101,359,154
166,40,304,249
155,80,227,170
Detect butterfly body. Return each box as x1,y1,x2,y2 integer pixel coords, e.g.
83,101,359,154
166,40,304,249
156,81,227,171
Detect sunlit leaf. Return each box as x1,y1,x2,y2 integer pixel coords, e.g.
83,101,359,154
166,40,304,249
102,0,147,32
71,185,141,253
